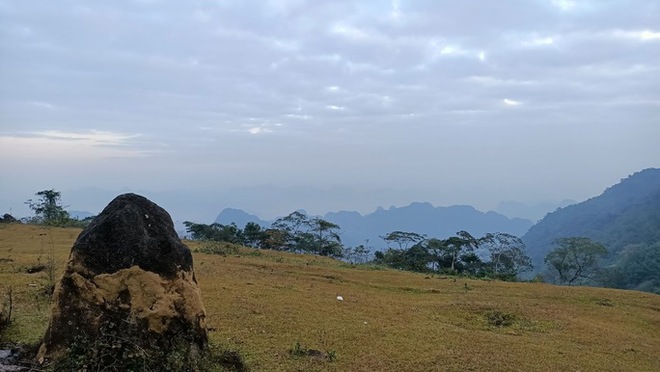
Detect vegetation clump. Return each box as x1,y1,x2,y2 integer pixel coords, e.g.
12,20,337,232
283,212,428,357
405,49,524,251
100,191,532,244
50,317,246,372
24,189,93,228
289,341,336,362
485,310,517,327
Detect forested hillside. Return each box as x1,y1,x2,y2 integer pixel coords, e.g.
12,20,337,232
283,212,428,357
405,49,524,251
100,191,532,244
523,168,660,292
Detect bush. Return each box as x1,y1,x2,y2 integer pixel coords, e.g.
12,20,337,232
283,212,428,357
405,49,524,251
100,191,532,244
50,317,246,371
485,310,516,327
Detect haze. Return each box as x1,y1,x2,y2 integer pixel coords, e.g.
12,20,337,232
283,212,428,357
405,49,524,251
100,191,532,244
1,0,658,222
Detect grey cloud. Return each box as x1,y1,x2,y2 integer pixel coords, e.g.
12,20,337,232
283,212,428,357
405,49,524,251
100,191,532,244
1,0,658,220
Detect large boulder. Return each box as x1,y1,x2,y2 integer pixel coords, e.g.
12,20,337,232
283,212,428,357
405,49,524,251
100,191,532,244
37,193,208,369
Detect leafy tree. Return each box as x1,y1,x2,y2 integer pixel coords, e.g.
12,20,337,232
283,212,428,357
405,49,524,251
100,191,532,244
373,244,431,273
425,238,448,272
260,228,288,250
25,189,70,226
544,237,607,285
183,222,242,243
242,222,267,248
403,243,432,272
460,252,487,276
272,211,312,251
443,231,479,272
269,212,344,256
380,231,426,250
310,218,343,257
343,245,370,264
481,233,533,277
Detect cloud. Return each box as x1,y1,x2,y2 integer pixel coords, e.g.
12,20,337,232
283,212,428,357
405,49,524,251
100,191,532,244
247,127,272,135
25,130,141,146
0,0,658,215
522,36,556,47
552,0,577,11
0,130,148,160
611,30,660,41
326,105,346,111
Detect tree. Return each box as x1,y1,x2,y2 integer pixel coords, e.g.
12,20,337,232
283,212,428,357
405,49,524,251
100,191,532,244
183,222,242,243
380,231,426,250
425,238,449,272
460,252,486,276
373,245,431,273
310,218,343,257
481,233,533,277
242,222,266,248
260,228,288,250
544,237,608,285
272,211,312,252
598,243,660,293
443,231,479,272
25,189,70,226
343,245,370,264
269,212,343,256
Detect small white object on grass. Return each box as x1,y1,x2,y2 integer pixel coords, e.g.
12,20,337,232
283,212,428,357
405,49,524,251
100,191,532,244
336,295,344,301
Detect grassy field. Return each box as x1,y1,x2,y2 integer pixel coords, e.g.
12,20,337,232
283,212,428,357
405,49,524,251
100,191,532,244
1,224,659,371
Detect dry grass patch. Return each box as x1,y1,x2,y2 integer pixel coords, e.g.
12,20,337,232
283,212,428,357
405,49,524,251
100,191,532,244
1,224,659,371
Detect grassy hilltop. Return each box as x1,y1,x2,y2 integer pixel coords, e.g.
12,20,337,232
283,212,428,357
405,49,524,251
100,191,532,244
1,224,659,371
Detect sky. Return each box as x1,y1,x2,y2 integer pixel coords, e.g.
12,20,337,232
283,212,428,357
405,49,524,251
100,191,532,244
1,0,659,222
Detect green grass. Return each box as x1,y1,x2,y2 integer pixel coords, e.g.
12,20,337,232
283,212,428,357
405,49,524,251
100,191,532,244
1,224,659,371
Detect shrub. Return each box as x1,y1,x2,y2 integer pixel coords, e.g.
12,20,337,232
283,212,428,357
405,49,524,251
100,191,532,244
485,310,516,327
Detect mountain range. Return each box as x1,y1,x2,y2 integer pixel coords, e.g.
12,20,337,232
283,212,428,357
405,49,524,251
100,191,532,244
216,168,660,274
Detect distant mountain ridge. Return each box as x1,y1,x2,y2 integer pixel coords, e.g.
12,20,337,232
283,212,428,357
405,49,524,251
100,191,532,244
522,168,660,267
215,202,534,250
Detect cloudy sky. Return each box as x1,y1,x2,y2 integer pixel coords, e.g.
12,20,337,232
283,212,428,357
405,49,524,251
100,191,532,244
1,0,658,221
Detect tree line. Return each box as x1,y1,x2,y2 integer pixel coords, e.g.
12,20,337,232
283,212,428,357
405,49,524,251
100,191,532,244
22,189,655,291
184,211,536,280
184,211,344,257
373,230,534,280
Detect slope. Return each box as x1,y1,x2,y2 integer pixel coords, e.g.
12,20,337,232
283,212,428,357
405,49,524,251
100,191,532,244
1,224,659,371
523,168,660,267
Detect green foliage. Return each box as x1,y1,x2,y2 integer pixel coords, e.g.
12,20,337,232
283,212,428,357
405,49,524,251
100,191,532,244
184,221,243,244
482,233,533,276
373,231,533,280
187,211,345,258
242,222,266,248
374,244,432,273
25,190,72,227
269,212,344,257
485,310,516,327
523,169,660,293
343,245,370,264
380,231,426,249
597,243,660,294
50,318,219,372
544,237,608,285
